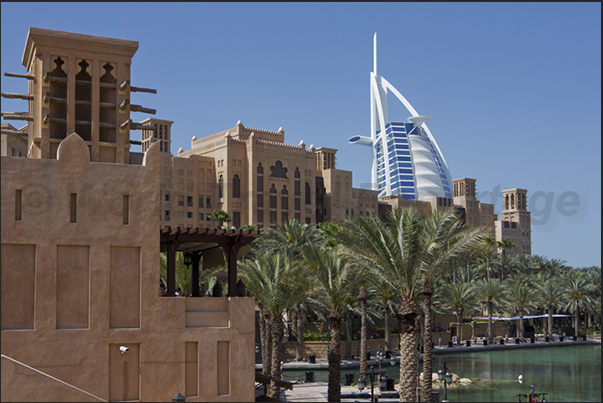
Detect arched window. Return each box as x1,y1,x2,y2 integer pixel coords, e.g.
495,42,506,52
281,185,288,210
270,184,277,209
219,175,223,199
233,174,240,198
257,163,264,174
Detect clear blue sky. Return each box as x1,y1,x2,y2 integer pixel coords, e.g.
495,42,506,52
2,2,600,268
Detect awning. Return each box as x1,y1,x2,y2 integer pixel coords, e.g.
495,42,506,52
472,314,573,321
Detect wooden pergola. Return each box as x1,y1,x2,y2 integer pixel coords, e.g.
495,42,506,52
160,227,259,297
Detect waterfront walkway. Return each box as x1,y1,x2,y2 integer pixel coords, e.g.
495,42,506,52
255,338,601,402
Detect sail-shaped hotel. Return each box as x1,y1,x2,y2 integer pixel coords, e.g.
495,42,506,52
349,33,453,201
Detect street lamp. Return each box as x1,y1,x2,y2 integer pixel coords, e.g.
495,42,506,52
438,360,452,402
376,345,387,391
358,366,376,402
183,252,192,267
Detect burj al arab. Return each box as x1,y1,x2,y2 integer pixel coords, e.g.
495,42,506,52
349,33,453,200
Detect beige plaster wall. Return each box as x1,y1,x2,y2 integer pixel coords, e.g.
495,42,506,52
1,355,105,402
1,134,255,402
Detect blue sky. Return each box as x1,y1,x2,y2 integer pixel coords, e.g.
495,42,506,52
1,2,600,267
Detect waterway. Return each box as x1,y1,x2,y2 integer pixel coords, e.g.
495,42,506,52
282,345,601,402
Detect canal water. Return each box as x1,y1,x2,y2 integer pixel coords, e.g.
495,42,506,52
282,345,601,402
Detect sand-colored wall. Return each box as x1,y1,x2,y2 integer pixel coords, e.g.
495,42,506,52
1,135,255,402
1,355,105,402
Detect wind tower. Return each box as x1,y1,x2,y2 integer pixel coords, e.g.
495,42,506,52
349,33,452,200
1,27,157,163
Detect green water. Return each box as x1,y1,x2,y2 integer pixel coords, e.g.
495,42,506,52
283,345,601,402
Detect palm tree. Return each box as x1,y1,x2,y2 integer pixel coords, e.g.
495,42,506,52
416,211,489,402
344,207,487,402
535,273,564,337
358,284,369,385
561,269,596,337
253,219,320,361
438,280,477,345
302,242,357,402
482,235,497,280
373,280,397,351
210,209,232,228
239,252,307,399
497,238,515,280
543,258,568,277
475,278,506,342
505,273,538,341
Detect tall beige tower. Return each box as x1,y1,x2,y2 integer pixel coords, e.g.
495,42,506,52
495,188,531,255
452,177,496,234
1,28,156,163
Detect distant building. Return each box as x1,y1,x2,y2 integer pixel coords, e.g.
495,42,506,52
349,33,453,200
495,188,532,255
1,123,28,157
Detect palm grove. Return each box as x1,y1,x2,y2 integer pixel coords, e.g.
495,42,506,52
161,208,601,402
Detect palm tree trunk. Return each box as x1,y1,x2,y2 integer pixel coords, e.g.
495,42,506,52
296,305,304,361
260,308,272,377
345,310,353,359
421,290,434,402
328,311,343,402
574,300,579,336
269,316,283,399
456,311,462,344
547,305,553,338
397,314,403,348
501,254,505,280
384,308,391,351
486,256,490,281
487,301,493,343
519,311,525,341
398,297,419,402
359,286,368,382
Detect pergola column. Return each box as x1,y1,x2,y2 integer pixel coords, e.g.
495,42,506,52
166,240,177,296
191,251,202,297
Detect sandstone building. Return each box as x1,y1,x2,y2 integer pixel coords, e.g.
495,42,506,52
1,27,255,403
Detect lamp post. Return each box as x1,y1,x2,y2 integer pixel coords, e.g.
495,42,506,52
438,360,452,402
376,345,387,392
357,366,376,402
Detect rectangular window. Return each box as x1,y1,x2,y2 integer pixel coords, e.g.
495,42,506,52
70,193,77,223
123,195,129,225
294,180,300,196
281,197,288,210
187,212,192,218
257,209,264,222
295,213,300,221
165,193,170,202
178,196,184,206
206,198,211,208
257,176,263,192
198,213,204,221
233,211,241,228
15,189,22,221
270,210,277,224
270,195,277,209
282,211,288,222
187,196,193,207
257,194,263,208
198,197,204,208
294,198,300,211
165,210,170,221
